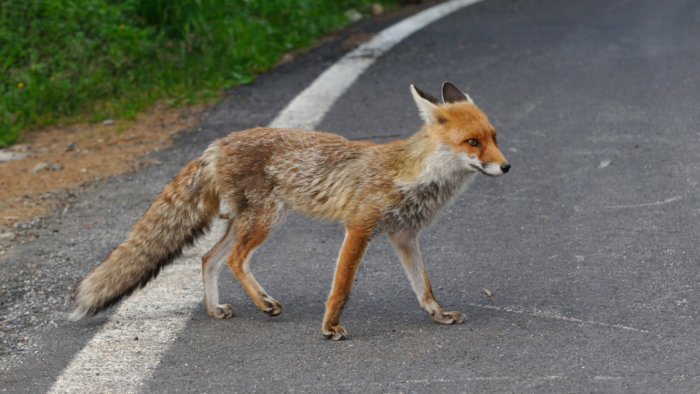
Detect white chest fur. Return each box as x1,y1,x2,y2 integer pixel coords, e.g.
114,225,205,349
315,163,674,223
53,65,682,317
378,145,476,234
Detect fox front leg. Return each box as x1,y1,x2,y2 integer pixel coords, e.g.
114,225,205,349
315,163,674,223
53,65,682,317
388,229,465,325
322,227,370,340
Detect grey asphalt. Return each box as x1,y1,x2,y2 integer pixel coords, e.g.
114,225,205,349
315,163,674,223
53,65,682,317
2,0,700,392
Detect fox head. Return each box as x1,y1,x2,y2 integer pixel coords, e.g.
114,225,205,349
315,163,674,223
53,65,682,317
411,82,510,177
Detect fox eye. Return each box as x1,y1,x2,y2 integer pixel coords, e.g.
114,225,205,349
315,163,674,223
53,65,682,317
466,138,481,147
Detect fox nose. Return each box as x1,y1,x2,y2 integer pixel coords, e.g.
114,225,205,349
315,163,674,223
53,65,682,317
500,163,511,173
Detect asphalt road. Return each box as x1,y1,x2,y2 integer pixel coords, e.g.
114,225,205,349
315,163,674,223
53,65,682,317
2,0,700,392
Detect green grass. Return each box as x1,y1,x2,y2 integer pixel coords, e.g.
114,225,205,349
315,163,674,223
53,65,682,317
0,0,397,147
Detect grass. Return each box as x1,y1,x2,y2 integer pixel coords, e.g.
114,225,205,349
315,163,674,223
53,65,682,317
0,0,398,147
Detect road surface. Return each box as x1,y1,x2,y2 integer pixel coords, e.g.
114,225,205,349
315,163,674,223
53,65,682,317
1,0,699,392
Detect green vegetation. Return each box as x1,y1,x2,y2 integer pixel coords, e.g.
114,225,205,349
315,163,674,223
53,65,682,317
0,0,396,146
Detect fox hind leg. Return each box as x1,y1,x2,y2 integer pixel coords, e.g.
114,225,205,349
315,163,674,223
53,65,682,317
202,219,237,318
226,206,286,316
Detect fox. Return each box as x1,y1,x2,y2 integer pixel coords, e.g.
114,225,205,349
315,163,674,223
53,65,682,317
70,82,510,340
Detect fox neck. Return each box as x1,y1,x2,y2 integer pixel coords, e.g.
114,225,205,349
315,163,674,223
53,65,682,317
394,126,474,187
380,127,476,231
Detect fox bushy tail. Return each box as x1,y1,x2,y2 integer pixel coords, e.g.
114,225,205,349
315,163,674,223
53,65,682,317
70,151,220,320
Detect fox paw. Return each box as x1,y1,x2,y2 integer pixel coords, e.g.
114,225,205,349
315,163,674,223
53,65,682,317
322,325,348,341
210,304,235,319
262,298,283,316
431,310,465,325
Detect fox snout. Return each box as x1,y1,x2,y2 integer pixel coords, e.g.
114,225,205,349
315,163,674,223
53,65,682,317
477,160,510,177
476,145,510,177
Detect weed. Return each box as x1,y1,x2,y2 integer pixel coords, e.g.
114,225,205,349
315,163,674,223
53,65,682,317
0,0,396,146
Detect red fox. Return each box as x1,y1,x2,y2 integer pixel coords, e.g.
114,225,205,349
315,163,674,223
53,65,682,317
70,82,509,340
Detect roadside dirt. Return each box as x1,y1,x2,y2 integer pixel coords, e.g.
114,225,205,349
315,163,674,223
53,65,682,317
0,104,208,231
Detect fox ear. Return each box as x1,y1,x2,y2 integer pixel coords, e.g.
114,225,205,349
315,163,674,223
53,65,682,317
411,85,440,124
442,81,474,104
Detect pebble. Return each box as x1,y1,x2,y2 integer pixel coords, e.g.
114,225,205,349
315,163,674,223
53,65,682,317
103,119,115,125
0,151,31,162
278,53,294,64
369,3,384,16
13,222,28,230
10,144,30,152
65,142,76,152
32,162,52,174
345,9,363,22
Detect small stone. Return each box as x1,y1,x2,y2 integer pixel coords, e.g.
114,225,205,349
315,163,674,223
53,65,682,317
10,144,30,152
369,3,384,16
0,151,31,162
345,9,362,22
52,163,64,171
103,119,115,125
95,173,104,182
65,142,75,152
32,162,52,174
278,53,294,65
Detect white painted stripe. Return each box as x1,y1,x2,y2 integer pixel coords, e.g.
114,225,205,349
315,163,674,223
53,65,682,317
49,222,225,394
49,1,482,392
269,0,484,130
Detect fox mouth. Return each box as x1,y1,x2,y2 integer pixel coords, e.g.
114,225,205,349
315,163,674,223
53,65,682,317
469,164,494,177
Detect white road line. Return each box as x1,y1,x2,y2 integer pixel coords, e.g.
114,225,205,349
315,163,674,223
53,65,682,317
49,1,483,392
48,222,224,394
269,0,484,130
